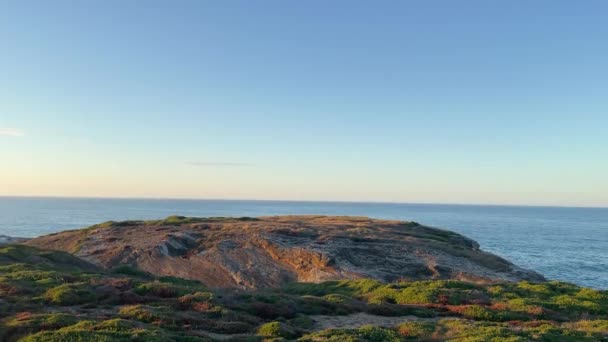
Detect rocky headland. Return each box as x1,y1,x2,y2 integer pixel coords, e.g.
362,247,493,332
25,215,543,289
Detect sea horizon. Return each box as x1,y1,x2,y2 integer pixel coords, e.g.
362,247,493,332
2,195,607,210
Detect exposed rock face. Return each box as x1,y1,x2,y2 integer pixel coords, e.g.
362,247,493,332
25,216,544,289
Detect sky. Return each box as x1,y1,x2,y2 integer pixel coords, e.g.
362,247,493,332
1,1,607,207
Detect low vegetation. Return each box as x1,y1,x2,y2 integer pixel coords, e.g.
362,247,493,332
1,244,607,341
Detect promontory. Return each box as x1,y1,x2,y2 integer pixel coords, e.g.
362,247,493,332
25,215,544,289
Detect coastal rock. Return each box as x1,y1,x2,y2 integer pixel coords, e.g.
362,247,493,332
25,215,544,289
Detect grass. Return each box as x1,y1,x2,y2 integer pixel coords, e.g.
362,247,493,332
134,281,201,298
17,318,206,342
111,265,153,278
396,321,435,338
118,305,160,323
43,283,96,305
1,243,607,341
257,321,297,339
301,325,401,342
300,318,608,341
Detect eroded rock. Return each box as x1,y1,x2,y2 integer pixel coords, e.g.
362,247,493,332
25,216,544,289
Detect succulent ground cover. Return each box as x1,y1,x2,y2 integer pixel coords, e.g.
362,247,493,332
1,242,607,340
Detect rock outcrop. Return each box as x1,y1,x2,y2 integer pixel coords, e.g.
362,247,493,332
25,215,544,289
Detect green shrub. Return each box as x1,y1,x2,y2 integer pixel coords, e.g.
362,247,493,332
300,325,400,342
460,305,495,320
300,328,360,342
575,288,605,301
517,281,554,298
20,331,137,342
283,279,382,297
397,321,435,338
487,285,505,296
0,263,34,273
18,325,178,342
323,293,351,304
133,277,206,299
134,282,179,298
256,321,296,339
291,315,314,329
553,295,601,313
43,283,95,305
178,291,213,303
0,245,32,261
366,286,399,304
282,282,330,296
393,286,438,304
566,320,608,334
1,313,79,341
96,319,137,332
6,313,78,329
159,276,204,288
365,280,481,305
110,265,153,279
118,305,158,323
437,319,523,341
357,325,400,341
523,322,593,341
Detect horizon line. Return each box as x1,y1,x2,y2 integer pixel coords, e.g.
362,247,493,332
0,194,606,210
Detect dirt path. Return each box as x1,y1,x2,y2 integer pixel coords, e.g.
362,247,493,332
309,312,436,331
195,331,253,341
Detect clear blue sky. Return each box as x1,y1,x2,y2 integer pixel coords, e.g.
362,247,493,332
1,1,607,206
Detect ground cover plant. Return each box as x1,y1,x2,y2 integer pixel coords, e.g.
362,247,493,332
1,244,607,341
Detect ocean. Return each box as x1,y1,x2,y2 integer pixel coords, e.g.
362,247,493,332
0,197,606,289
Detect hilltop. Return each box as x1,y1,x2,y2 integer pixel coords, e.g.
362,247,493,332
25,216,543,289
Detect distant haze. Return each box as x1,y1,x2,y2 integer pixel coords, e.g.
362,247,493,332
1,1,607,207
